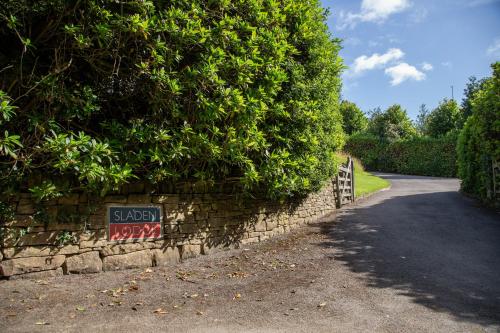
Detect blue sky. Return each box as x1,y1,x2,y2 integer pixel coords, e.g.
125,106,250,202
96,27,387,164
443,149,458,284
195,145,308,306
320,0,500,120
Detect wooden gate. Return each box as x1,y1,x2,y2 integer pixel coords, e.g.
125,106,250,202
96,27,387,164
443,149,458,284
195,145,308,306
492,158,500,201
334,157,355,208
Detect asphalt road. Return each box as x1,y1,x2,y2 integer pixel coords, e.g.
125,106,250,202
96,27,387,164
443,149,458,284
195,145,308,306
328,174,500,330
1,174,499,332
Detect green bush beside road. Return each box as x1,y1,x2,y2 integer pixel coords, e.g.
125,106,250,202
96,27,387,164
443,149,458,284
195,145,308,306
345,134,457,177
0,0,344,200
457,63,500,204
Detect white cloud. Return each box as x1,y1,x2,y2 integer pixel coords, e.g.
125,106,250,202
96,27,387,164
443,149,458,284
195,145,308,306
350,48,405,75
337,0,412,30
486,38,500,57
385,63,426,85
421,62,433,71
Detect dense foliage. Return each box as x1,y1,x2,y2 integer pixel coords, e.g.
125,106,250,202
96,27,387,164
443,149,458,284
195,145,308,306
339,100,367,135
457,62,500,203
0,0,344,200
425,98,460,138
345,133,457,177
459,75,487,128
366,104,416,141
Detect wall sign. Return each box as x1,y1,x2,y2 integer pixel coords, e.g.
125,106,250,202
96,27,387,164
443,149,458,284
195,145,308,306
108,205,162,241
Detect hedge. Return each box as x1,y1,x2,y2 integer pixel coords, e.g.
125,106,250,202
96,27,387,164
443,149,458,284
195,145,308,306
457,62,500,203
345,133,457,177
0,0,344,200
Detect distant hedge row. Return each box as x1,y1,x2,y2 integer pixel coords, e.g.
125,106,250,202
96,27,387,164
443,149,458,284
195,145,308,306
344,134,457,177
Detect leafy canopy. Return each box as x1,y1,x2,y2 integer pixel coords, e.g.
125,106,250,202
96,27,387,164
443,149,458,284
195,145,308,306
367,104,416,142
0,0,344,199
339,100,367,135
425,98,460,138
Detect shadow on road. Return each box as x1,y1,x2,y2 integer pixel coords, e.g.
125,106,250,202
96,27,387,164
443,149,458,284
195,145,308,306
319,190,500,327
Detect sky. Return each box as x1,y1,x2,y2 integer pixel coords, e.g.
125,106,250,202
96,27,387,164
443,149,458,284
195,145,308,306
320,0,500,120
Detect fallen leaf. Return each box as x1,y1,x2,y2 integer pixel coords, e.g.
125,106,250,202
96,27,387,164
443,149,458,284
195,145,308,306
318,302,326,308
153,308,168,315
196,311,204,315
35,321,49,325
189,294,199,298
76,306,86,311
233,293,241,300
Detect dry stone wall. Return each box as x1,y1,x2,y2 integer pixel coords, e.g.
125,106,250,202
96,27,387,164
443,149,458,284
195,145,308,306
0,182,336,278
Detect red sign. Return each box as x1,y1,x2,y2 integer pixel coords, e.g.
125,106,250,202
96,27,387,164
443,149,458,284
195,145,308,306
108,206,162,241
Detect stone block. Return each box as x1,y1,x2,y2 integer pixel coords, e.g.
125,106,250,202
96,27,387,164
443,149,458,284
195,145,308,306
102,250,152,271
127,194,151,204
0,255,65,277
104,195,127,203
180,244,201,260
2,231,59,248
152,247,180,266
8,268,64,280
80,239,108,248
152,195,179,204
100,242,155,256
78,230,107,248
4,215,37,228
254,221,266,232
123,182,145,194
178,223,201,234
17,203,35,215
58,194,80,205
266,220,278,231
2,245,80,259
64,251,102,274
201,242,221,255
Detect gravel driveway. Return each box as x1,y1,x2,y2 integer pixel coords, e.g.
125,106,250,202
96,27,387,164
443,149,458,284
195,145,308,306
1,174,499,333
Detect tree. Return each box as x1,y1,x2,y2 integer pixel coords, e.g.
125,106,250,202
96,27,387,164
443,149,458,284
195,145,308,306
415,103,429,135
426,99,460,137
457,62,500,203
339,100,368,135
459,76,487,127
367,104,416,141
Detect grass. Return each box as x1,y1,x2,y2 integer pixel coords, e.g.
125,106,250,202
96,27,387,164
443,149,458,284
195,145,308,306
337,153,390,198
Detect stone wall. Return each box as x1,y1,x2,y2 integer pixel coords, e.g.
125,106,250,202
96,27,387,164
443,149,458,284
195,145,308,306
0,182,336,278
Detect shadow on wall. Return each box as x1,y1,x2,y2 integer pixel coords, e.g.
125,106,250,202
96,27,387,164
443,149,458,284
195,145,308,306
1,182,336,276
318,190,500,326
